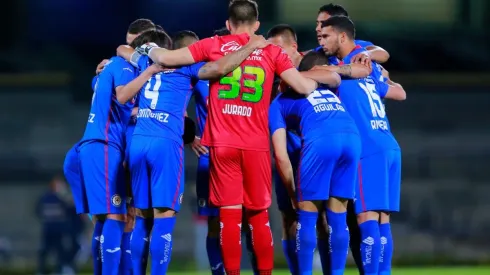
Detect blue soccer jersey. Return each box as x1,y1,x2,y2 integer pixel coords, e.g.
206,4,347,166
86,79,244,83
339,47,401,214
269,89,361,201
129,56,203,211
81,57,137,150
79,56,137,215
193,79,209,136
338,47,400,157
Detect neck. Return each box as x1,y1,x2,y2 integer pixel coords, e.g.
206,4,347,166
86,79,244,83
291,51,303,67
232,26,254,36
337,40,357,60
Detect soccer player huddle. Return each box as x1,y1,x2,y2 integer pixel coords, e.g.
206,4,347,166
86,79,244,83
63,1,406,275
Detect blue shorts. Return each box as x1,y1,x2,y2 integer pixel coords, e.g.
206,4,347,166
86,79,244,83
354,149,402,214
296,133,361,202
195,155,218,216
63,145,88,214
130,135,185,211
78,141,127,215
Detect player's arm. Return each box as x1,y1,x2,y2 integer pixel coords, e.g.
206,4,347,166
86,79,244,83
383,79,406,101
271,128,295,198
312,63,372,79
299,70,341,88
116,64,163,104
197,37,266,80
365,45,390,64
117,45,144,68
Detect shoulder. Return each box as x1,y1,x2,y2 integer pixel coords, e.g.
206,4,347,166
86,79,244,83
354,39,374,48
108,56,134,71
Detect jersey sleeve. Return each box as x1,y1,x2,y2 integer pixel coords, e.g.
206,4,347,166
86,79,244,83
274,47,295,75
187,37,214,62
268,99,286,134
113,59,137,87
187,62,205,80
376,80,389,99
354,40,374,48
137,56,150,71
91,76,98,91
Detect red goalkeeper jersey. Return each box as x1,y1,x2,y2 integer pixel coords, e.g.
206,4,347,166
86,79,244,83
188,33,294,151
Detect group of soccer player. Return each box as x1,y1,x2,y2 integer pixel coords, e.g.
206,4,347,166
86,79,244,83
62,1,406,275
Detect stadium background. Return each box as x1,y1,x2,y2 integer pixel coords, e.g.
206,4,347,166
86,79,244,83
0,0,489,273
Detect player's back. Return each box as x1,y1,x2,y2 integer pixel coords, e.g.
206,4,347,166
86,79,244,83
134,56,201,143
338,47,399,157
192,79,209,136
190,33,294,151
81,56,136,150
271,88,358,144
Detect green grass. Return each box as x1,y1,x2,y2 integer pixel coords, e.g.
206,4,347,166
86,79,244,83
80,266,490,275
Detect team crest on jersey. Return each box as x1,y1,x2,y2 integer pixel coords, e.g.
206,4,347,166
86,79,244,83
179,194,184,204
111,194,122,207
198,198,206,207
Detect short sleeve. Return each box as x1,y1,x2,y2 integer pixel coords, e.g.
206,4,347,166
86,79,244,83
269,99,286,134
112,59,137,87
91,76,98,91
377,81,389,99
188,37,214,62
187,62,205,80
355,40,374,48
274,47,295,75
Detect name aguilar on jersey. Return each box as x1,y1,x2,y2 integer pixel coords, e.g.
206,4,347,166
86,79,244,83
308,90,345,113
220,41,263,117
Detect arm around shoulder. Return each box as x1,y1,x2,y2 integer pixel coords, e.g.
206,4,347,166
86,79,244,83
384,79,406,101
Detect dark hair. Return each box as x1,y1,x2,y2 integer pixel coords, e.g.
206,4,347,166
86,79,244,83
318,3,348,17
127,18,155,34
155,25,164,31
298,51,330,72
266,24,297,42
172,30,199,49
130,29,172,50
321,15,355,40
213,27,231,36
228,0,259,26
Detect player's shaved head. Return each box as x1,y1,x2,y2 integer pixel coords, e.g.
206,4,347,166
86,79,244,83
173,30,200,49
228,0,259,26
267,24,297,44
321,16,356,40
298,51,330,72
214,27,231,36
130,29,172,50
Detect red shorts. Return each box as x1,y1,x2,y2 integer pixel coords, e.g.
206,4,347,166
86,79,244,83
209,147,272,210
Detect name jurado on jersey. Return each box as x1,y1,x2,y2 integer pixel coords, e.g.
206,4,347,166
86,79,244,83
222,104,252,117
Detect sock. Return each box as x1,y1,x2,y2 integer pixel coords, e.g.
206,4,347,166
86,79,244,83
91,220,104,275
282,239,298,275
347,213,363,275
317,238,330,274
206,236,225,275
150,217,176,275
131,217,152,275
246,209,274,274
245,231,259,275
359,220,381,275
101,219,125,275
119,232,132,275
296,210,318,275
219,208,243,275
327,210,349,275
379,223,393,275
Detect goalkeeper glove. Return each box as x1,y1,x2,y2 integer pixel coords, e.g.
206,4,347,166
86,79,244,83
135,42,159,56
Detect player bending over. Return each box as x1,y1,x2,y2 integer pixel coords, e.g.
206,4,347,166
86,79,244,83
319,16,406,275
116,28,270,275
270,51,361,275
266,23,372,275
